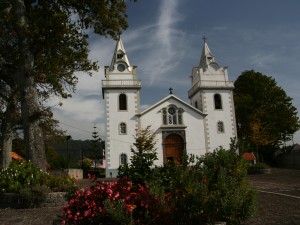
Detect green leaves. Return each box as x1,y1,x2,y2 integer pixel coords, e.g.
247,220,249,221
118,126,158,185
234,70,300,161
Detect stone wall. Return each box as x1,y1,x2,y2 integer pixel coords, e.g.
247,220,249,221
0,192,67,209
50,169,83,180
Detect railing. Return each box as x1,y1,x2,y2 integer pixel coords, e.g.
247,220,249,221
102,80,142,88
188,80,234,97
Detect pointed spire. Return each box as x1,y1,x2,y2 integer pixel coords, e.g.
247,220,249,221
199,37,217,68
110,38,130,69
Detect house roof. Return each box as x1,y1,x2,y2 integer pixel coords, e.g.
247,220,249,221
242,152,256,161
139,94,207,117
12,152,25,161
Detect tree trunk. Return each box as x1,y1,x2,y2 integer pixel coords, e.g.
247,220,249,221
21,81,46,171
12,0,46,171
1,127,13,169
0,96,16,169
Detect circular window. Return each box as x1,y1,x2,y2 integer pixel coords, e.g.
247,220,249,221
117,63,126,72
168,107,175,115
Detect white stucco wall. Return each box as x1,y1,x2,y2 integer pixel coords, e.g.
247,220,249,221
104,89,139,176
202,89,236,151
140,97,207,166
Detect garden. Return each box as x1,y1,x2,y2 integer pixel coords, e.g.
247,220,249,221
0,129,257,225
61,128,256,225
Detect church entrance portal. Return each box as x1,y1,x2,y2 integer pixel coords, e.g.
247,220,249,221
164,134,184,163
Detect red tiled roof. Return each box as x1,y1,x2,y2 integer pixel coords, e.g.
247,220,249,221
242,152,256,161
12,152,25,160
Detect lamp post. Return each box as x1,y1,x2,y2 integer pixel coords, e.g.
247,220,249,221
66,135,71,168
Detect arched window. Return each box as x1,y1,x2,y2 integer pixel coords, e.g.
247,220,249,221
119,122,127,134
162,106,183,126
214,94,222,110
119,94,127,110
120,153,127,165
195,101,198,109
162,109,167,125
217,121,224,133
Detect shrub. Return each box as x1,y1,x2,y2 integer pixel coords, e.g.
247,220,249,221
62,177,171,225
0,161,76,207
150,149,256,225
82,158,93,170
118,126,158,185
247,162,270,174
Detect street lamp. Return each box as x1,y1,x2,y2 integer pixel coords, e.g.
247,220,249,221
66,135,71,168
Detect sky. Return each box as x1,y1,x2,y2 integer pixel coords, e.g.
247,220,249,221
50,0,300,145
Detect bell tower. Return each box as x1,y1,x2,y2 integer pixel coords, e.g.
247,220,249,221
188,38,237,151
102,38,141,177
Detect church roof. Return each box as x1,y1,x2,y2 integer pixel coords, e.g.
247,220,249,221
139,94,207,117
199,39,220,70
110,38,131,70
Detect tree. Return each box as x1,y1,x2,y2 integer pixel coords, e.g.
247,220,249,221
234,70,300,162
118,126,158,185
0,0,135,170
89,124,104,167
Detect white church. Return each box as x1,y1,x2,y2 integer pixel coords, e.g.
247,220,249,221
102,38,237,177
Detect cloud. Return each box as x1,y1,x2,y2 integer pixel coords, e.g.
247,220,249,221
212,26,229,31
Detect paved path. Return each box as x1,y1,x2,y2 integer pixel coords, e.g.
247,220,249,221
245,168,300,225
247,168,300,197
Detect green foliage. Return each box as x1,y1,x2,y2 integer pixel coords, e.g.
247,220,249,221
0,0,136,170
88,124,104,163
19,185,50,208
0,161,75,193
116,127,256,224
0,160,76,207
46,145,68,169
82,157,93,170
118,126,158,185
247,163,270,174
67,147,255,224
234,70,300,162
151,149,256,225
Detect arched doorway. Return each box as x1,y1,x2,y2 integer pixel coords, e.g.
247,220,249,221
164,134,184,163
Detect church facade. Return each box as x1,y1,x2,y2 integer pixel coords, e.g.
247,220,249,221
102,39,237,177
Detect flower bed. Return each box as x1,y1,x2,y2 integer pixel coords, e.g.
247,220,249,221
0,161,76,208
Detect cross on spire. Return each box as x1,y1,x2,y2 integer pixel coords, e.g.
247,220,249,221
169,87,173,94
202,36,207,43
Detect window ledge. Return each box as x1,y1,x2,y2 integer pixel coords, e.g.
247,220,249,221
160,125,187,129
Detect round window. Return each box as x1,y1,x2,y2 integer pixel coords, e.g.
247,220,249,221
117,63,126,72
168,107,175,115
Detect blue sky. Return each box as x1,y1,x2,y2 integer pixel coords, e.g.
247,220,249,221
50,0,300,144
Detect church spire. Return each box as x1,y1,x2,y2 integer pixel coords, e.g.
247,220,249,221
110,38,131,70
199,37,217,69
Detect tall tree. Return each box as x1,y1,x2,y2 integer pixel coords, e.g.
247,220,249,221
0,0,135,170
234,70,300,161
89,124,104,165
118,126,158,185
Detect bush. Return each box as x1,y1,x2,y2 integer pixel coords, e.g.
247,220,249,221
62,177,171,225
0,161,76,207
63,149,256,225
118,126,158,185
82,158,93,170
150,149,256,225
247,162,270,174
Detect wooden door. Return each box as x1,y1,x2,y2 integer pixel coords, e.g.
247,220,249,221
164,134,184,163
